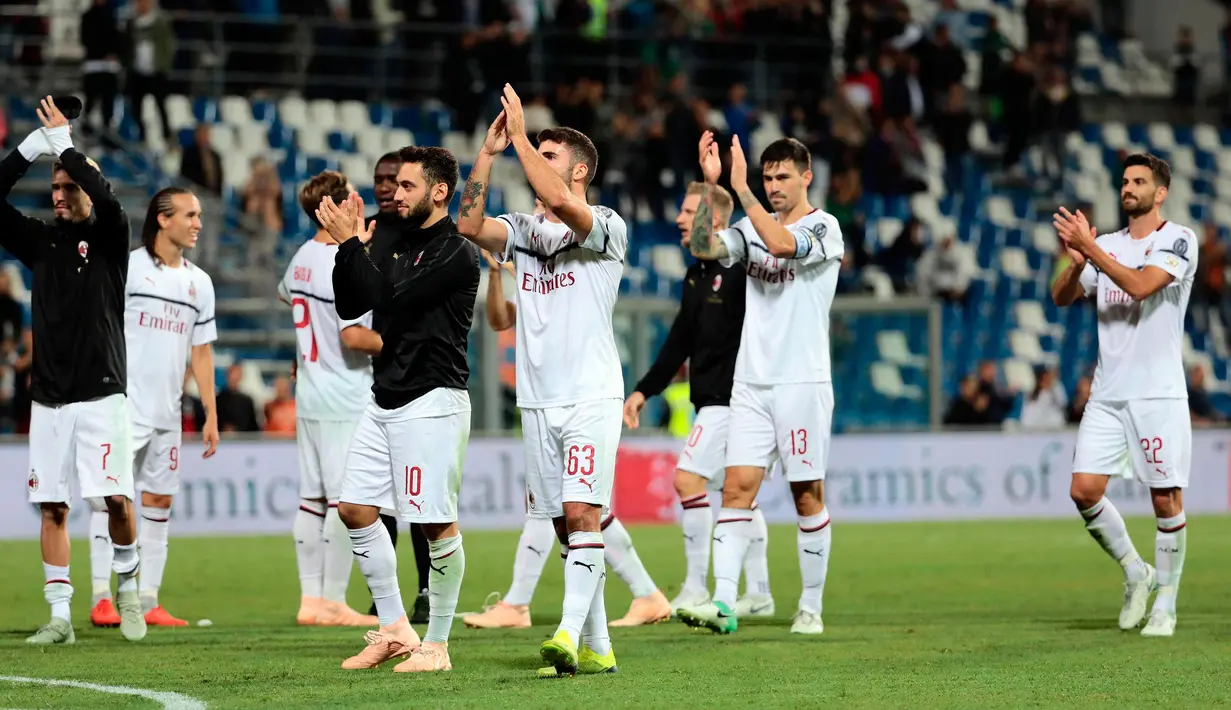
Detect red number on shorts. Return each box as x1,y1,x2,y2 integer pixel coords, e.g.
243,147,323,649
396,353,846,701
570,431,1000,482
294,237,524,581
686,425,704,448
1140,437,1164,465
405,466,422,497
790,429,808,456
169,446,179,471
567,445,596,476
101,443,111,470
291,297,319,362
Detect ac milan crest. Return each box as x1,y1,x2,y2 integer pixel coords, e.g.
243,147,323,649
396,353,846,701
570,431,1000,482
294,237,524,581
712,274,723,292
27,472,38,492
77,241,88,258
188,281,197,302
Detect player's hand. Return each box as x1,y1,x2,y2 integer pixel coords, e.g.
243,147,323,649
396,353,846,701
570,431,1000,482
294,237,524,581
37,96,69,129
482,111,511,156
500,84,526,139
202,417,219,459
482,249,509,272
623,391,647,429
698,131,721,185
1053,206,1094,263
349,192,376,244
316,195,353,244
729,134,748,192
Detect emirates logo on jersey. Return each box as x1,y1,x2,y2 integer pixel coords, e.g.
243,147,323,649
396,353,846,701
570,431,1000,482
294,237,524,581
77,241,88,258
712,274,722,292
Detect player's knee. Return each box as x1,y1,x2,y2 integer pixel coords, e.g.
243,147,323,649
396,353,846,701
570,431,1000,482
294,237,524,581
674,469,707,498
103,495,132,518
789,480,825,515
1069,476,1104,509
562,503,600,533
39,503,69,527
87,497,108,513
1149,488,1183,518
720,467,759,505
337,502,376,530
142,492,172,509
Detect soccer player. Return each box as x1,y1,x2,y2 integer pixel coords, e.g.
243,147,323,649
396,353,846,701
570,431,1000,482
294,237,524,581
1052,153,1195,637
2,97,145,644
623,183,775,618
280,171,382,628
677,133,843,636
457,84,627,674
365,151,433,624
465,210,672,630
87,186,220,629
321,145,478,673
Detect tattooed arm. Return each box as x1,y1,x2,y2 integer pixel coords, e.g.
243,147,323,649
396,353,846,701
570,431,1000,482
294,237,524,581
689,183,729,261
457,112,513,253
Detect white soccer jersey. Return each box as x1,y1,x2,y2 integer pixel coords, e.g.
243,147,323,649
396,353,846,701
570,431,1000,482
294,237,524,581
495,205,627,408
278,239,375,420
125,249,217,430
1079,220,1198,402
717,209,844,386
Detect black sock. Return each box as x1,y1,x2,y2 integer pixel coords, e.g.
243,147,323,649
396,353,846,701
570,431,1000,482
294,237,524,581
411,523,430,593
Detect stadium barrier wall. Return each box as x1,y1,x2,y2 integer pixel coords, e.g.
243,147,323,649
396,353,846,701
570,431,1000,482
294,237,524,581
1,430,1228,539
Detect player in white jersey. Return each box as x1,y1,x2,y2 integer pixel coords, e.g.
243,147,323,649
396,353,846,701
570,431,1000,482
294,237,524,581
1052,154,1196,637
677,133,843,636
463,198,671,631
278,171,383,628
457,85,624,675
87,186,220,628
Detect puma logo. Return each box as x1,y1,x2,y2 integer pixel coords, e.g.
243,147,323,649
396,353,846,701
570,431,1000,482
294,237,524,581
572,561,596,573
353,550,370,558
430,562,447,575
713,535,726,544
800,459,812,468
683,534,695,542
105,475,118,484
578,478,593,492
1155,467,1167,476
92,535,109,542
803,548,824,557
406,500,422,513
526,546,544,557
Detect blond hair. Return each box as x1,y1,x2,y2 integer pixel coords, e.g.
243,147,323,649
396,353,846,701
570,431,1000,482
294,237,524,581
686,182,734,227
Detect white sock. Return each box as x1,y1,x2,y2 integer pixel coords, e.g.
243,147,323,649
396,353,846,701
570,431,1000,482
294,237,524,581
1080,497,1148,582
602,515,657,599
557,531,604,644
504,517,556,606
796,509,832,614
138,505,170,610
43,563,72,622
293,500,326,599
89,508,113,603
744,504,771,597
112,542,140,595
679,494,712,594
424,535,465,643
321,505,353,604
1153,512,1187,615
581,560,611,656
348,520,404,627
712,508,754,608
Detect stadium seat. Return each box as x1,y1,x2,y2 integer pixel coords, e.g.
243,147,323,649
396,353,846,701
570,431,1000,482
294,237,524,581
877,330,927,368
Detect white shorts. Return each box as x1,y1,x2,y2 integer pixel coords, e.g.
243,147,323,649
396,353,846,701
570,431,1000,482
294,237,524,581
522,399,622,519
1073,399,1191,489
298,417,361,502
677,405,729,488
131,421,183,496
27,394,134,506
726,381,833,483
339,390,470,524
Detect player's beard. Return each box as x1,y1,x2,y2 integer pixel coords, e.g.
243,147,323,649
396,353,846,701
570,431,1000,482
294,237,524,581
402,193,434,227
1122,193,1154,217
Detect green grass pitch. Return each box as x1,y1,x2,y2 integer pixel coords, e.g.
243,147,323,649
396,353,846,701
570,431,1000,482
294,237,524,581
1,517,1228,708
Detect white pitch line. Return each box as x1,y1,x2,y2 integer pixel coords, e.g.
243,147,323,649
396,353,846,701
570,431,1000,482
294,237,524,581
0,676,206,710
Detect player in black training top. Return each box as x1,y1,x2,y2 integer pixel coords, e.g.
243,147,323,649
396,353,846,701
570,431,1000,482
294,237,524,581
318,145,478,673
0,97,146,645
623,181,774,616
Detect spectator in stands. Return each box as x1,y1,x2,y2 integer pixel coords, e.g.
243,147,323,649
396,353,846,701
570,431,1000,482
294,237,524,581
722,82,760,152
216,363,259,432
1020,366,1068,431
979,15,1011,99
1034,65,1081,194
934,83,972,191
876,216,924,293
944,374,995,426
918,24,966,112
1188,365,1223,424
81,0,122,138
263,375,296,437
841,56,882,117
999,52,1036,173
125,0,174,146
1172,26,1200,113
1195,223,1229,331
239,157,282,274
977,360,1015,424
1067,374,1091,424
882,52,924,124
180,124,222,195
916,233,976,303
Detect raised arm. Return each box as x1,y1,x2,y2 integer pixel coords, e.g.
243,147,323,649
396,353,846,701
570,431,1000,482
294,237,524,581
690,132,730,261
729,135,799,259
1058,208,1176,302
0,149,49,266
501,85,595,238
483,250,516,331
457,112,513,254
320,194,385,319
38,98,127,237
